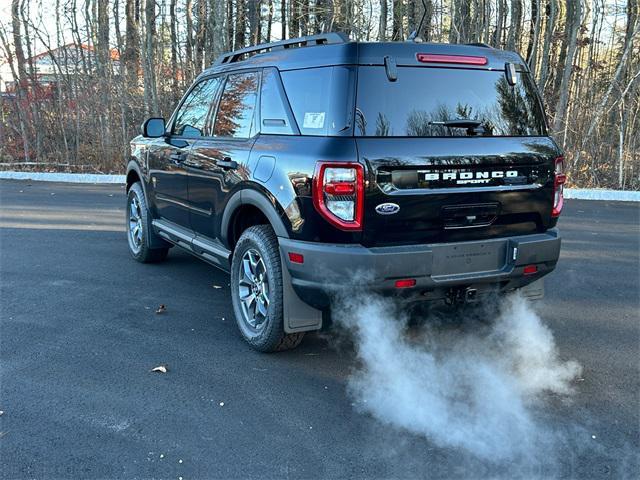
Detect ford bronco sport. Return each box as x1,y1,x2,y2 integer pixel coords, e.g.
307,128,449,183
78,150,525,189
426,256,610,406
126,33,564,352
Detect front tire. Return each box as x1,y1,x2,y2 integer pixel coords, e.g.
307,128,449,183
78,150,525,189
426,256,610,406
231,225,304,352
126,182,169,263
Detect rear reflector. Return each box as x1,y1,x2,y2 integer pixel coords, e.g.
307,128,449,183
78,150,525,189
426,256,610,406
416,53,488,65
523,265,538,275
395,279,416,288
324,182,356,195
288,252,304,264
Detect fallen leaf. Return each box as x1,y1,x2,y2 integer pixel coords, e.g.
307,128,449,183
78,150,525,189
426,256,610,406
151,365,168,373
156,304,167,314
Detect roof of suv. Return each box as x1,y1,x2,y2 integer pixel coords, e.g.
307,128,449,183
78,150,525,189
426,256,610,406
200,33,528,78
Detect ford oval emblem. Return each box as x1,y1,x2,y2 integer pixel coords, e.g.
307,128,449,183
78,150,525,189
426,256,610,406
375,203,400,215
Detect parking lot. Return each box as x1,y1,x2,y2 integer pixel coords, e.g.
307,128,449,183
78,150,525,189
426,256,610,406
0,179,638,479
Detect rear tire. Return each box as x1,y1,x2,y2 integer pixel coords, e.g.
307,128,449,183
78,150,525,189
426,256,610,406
231,225,304,352
126,182,169,263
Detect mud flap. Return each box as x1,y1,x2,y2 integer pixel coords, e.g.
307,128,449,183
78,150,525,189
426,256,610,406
280,251,323,333
519,278,545,300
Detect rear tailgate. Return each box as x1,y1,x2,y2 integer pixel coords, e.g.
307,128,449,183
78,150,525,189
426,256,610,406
358,136,559,247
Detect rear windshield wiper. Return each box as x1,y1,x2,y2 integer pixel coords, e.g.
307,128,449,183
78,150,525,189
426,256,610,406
429,119,488,136
429,119,483,128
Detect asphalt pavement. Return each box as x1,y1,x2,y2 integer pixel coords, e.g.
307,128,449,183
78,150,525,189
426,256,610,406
0,179,638,479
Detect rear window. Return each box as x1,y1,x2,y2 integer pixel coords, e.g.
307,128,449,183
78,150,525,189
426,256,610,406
355,66,547,137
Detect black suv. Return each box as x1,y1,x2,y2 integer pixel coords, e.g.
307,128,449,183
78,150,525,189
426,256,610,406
126,33,564,352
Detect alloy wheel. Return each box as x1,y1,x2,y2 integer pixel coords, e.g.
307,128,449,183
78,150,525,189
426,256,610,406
128,194,143,252
237,248,270,330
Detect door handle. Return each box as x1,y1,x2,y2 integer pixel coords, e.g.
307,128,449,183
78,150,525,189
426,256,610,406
170,152,187,165
216,156,238,169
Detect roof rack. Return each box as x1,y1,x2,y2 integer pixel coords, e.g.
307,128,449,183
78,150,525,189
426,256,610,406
213,32,350,66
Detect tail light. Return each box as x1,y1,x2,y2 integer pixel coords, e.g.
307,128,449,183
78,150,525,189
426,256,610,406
552,156,566,217
313,162,364,231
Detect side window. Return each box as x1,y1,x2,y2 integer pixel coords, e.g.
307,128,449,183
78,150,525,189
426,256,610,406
260,68,295,135
213,72,259,138
172,77,222,138
280,66,355,136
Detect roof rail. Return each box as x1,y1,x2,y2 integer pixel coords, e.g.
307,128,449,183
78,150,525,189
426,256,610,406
213,32,350,66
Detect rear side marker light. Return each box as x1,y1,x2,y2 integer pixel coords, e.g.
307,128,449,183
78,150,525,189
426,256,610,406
395,279,416,288
552,156,566,217
313,162,364,231
523,265,538,275
288,252,304,264
417,53,488,66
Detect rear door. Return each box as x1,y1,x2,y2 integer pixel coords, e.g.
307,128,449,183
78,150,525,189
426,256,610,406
354,64,561,247
187,71,260,240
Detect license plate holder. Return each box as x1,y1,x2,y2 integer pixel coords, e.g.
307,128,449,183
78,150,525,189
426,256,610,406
431,241,507,276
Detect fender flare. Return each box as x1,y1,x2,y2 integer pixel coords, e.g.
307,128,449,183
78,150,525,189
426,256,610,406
126,161,147,198
221,188,290,247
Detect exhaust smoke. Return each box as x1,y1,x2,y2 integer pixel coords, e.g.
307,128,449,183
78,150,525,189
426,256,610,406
334,292,582,462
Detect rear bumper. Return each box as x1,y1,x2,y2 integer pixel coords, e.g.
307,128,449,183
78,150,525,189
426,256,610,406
279,229,561,309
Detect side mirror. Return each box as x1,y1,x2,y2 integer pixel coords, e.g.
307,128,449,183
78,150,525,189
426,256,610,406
141,117,166,138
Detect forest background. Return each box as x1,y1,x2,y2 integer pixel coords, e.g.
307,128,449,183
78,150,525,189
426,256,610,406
0,0,638,189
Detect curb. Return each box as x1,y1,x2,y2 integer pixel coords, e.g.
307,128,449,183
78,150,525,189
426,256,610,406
563,188,640,202
0,171,126,184
1,171,638,202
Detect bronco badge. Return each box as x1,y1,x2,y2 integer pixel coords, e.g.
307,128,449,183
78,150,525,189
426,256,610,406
375,203,400,215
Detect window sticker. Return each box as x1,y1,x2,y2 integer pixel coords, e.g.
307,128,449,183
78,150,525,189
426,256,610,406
303,112,325,129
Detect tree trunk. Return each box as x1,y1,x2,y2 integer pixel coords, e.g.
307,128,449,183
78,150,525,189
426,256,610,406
170,0,180,100
267,0,273,40
392,0,403,41
124,0,140,88
0,17,29,161
195,0,207,73
552,0,582,135
185,0,194,79
300,0,309,36
526,0,541,74
538,0,556,90
506,0,522,51
290,0,300,37
379,0,387,40
248,0,261,44
281,0,287,39
235,0,246,48
143,0,159,116
493,0,507,47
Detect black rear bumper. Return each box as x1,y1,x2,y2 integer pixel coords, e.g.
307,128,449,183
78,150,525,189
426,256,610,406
278,229,560,309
